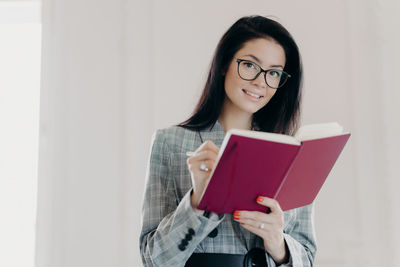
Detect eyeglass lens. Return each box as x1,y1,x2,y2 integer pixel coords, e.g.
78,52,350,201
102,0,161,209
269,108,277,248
238,60,288,89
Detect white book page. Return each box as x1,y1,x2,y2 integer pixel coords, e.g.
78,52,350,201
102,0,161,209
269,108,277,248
224,129,300,147
294,122,344,141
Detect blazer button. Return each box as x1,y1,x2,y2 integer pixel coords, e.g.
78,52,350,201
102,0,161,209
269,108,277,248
188,228,195,236
185,233,193,241
178,244,186,251
181,239,189,246
208,228,218,238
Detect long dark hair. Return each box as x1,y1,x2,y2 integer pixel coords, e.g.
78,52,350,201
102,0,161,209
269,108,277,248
177,15,303,136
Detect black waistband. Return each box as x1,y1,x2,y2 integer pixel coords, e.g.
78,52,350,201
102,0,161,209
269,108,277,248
184,248,268,267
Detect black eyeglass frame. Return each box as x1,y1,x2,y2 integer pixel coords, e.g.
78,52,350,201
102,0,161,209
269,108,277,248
234,58,291,89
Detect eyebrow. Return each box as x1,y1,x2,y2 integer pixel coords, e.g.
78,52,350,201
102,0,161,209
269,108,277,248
242,54,284,69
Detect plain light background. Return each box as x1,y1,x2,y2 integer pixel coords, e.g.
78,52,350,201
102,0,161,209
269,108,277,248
0,2,41,267
35,0,400,267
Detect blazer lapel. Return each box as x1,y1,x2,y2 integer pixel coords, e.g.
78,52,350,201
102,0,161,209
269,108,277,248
198,120,226,148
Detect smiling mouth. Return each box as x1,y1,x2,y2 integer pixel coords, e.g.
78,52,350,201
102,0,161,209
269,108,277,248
242,89,263,99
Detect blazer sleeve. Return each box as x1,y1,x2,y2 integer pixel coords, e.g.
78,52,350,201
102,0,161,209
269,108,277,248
267,203,317,267
139,129,225,267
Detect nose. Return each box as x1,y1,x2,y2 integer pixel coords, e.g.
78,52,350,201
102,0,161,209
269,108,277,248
251,71,268,88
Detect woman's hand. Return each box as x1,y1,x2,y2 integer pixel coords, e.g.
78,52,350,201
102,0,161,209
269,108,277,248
186,140,219,212
233,196,289,265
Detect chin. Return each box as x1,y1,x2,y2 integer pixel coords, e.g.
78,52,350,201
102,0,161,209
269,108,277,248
242,105,263,114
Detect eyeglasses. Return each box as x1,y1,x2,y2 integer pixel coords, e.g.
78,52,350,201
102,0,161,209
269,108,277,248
234,58,291,89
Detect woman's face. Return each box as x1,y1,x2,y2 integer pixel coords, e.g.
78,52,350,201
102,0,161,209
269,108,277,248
223,38,286,116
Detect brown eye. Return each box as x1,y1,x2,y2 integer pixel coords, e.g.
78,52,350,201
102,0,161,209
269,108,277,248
242,61,256,69
268,70,282,78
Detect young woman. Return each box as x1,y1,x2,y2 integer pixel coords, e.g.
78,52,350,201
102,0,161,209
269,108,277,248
140,15,316,267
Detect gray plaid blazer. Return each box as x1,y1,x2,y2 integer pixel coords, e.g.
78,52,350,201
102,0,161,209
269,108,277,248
140,120,317,267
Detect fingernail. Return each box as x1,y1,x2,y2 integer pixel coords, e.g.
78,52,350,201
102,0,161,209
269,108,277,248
240,222,245,225
257,196,264,202
233,211,240,217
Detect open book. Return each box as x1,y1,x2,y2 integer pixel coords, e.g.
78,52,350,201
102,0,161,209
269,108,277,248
197,122,351,213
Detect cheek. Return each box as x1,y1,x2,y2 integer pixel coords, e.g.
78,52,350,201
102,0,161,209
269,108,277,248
225,63,243,86
225,73,245,96
266,89,277,101
258,90,277,109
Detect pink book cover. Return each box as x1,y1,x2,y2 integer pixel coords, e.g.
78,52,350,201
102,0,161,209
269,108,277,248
197,132,351,213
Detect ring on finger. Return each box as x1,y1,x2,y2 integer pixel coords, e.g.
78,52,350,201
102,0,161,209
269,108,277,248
199,162,209,172
259,223,265,230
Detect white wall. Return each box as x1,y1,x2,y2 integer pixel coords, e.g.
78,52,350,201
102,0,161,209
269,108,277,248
36,0,400,266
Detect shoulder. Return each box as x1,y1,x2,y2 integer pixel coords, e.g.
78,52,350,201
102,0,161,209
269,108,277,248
151,125,198,152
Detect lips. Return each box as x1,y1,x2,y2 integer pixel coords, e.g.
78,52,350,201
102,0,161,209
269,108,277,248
242,89,264,99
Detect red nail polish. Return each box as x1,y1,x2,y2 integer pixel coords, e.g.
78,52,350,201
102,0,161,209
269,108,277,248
257,196,264,202
233,211,240,217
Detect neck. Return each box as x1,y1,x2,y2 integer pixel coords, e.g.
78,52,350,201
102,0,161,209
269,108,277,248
218,100,253,133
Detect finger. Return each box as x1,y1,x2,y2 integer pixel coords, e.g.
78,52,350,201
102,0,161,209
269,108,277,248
196,159,215,172
233,211,274,224
187,159,214,172
239,222,266,239
233,216,274,228
186,151,216,166
196,140,220,154
256,196,282,213
190,150,218,161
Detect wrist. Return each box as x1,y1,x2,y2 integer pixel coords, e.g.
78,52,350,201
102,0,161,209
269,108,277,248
192,206,204,215
190,190,203,214
270,239,289,265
